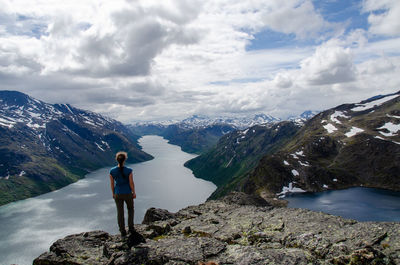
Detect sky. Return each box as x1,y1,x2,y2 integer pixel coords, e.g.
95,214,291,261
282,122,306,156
0,0,400,122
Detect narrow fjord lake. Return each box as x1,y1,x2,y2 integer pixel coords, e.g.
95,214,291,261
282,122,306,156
1,136,399,265
0,136,216,265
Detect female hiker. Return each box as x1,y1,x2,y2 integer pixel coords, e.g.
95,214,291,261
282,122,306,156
109,151,136,237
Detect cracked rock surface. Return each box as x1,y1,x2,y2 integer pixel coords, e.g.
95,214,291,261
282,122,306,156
34,192,400,265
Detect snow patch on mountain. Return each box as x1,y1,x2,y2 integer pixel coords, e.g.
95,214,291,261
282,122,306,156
95,142,105,152
0,117,16,128
299,161,310,167
387,114,400,119
378,122,400,137
330,111,349,124
241,129,249,135
0,91,118,138
290,153,299,159
277,182,306,198
345,127,364,137
351,94,398,112
291,169,299,176
323,123,338,133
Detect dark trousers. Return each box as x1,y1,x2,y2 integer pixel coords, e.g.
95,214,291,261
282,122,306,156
114,193,134,233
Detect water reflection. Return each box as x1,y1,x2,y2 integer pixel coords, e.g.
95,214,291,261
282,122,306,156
0,135,216,265
286,187,400,222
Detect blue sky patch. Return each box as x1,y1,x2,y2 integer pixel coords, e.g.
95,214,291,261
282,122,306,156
247,0,370,51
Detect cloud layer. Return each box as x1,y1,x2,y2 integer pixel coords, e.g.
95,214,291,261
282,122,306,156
1,0,400,121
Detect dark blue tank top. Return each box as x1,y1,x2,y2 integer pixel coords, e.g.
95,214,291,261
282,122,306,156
110,166,133,194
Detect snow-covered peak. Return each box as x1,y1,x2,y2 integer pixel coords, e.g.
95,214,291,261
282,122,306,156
178,113,281,129
180,115,214,128
288,110,320,125
0,90,118,131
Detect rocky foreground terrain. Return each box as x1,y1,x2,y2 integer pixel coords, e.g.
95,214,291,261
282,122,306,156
34,193,400,265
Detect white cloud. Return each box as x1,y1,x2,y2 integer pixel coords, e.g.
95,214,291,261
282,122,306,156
273,73,293,88
260,0,339,39
363,0,400,36
299,40,356,85
0,0,400,122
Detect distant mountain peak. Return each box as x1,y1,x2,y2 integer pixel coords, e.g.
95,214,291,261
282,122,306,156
177,113,282,129
132,113,282,130
288,110,320,125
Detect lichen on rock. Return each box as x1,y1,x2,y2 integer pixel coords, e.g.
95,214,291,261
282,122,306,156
34,193,400,265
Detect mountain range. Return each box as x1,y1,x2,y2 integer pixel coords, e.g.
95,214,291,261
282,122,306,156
186,91,400,201
3,89,397,206
0,91,152,205
129,112,317,154
131,111,320,130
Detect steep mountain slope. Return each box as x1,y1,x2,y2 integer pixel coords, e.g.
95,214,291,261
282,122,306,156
0,91,153,205
185,121,301,198
127,123,167,137
161,124,236,154
128,123,236,154
243,92,400,199
129,114,286,154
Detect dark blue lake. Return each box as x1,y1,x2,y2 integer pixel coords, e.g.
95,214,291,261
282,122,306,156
286,187,400,222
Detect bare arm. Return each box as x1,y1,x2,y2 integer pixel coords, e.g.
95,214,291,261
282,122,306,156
129,172,136,199
109,174,115,198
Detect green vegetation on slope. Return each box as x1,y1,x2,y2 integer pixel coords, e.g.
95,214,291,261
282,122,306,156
129,123,236,154
185,121,301,198
243,94,400,198
0,91,153,206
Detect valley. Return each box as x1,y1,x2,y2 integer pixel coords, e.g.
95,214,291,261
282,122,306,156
1,90,399,208
1,90,399,265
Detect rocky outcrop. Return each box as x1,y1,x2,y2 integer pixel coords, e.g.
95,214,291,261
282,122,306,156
34,193,400,265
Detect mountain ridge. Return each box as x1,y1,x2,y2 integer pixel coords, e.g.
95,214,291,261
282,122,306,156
0,90,153,205
185,91,400,200
244,91,400,199
129,111,318,154
185,121,302,199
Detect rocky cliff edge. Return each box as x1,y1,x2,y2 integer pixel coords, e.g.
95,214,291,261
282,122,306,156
34,192,400,265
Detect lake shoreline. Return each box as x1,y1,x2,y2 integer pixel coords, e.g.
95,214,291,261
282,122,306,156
285,186,400,222
34,192,400,265
0,135,216,265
